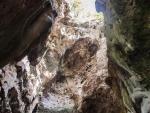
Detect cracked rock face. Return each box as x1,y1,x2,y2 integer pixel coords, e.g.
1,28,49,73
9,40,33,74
0,57,40,113
0,0,125,113
0,0,57,67
60,38,99,76
36,1,125,112
0,0,57,112
103,0,150,113
0,0,149,113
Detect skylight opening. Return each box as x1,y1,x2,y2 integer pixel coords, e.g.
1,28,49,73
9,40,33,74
65,0,104,23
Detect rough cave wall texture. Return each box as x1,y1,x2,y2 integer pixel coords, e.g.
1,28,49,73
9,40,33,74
0,0,58,113
0,0,149,113
103,0,150,113
0,0,57,67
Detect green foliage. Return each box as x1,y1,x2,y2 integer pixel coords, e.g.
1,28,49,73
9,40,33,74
71,0,81,12
94,12,104,20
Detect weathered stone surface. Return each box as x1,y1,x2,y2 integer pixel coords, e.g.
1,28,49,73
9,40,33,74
103,0,150,112
60,38,99,76
36,1,125,112
0,0,57,112
0,0,149,113
0,57,40,113
0,0,57,67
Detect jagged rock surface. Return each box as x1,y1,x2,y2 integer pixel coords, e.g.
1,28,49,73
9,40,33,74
36,1,125,113
0,58,40,113
103,0,150,113
0,0,57,67
0,0,57,113
0,0,149,113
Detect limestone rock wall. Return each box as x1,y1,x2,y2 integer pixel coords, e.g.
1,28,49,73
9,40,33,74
103,0,150,113
0,57,41,113
0,0,149,113
0,0,58,113
0,0,57,67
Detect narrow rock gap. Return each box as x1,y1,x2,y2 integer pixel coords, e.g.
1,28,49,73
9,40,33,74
0,0,149,113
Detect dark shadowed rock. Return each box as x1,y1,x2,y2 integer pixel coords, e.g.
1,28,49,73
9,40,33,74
0,0,57,67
